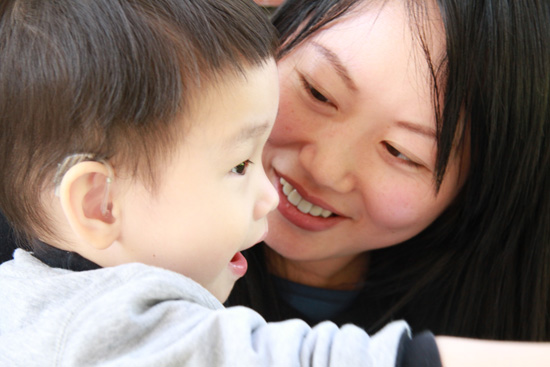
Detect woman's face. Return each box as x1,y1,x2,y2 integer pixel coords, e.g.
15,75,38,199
263,1,467,270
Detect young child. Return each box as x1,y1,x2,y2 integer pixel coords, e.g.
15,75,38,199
0,0,432,365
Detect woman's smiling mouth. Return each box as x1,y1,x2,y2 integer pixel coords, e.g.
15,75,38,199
280,177,334,217
275,175,345,231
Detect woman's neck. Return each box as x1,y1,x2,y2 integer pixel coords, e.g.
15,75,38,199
265,246,370,290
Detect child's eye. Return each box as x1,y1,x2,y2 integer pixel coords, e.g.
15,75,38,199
384,142,421,168
231,160,253,175
300,75,332,104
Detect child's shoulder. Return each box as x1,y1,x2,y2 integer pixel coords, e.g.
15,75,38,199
0,249,222,333
0,249,225,365
4,248,221,306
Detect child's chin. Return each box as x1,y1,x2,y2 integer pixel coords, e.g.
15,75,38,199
215,286,233,303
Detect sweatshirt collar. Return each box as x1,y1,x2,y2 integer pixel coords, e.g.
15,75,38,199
32,240,100,271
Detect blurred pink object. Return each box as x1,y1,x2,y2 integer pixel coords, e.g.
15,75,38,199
254,0,284,6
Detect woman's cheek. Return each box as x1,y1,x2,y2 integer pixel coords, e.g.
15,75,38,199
269,103,295,143
366,185,430,232
269,100,316,150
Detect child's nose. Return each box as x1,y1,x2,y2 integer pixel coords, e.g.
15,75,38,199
254,171,279,220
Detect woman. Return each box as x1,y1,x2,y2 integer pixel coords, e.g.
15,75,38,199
228,0,550,341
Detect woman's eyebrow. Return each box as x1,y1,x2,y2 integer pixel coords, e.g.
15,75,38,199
397,120,436,140
311,41,358,92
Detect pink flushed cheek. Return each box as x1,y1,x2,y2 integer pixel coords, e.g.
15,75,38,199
368,190,425,230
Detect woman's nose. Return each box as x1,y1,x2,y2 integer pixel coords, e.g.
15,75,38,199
254,168,279,220
298,141,356,193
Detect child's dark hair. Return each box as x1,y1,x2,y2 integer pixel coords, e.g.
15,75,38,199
0,0,277,244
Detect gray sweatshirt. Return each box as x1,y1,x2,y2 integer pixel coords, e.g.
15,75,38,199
0,249,409,366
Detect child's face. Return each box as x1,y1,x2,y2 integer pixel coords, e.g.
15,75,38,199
116,61,279,301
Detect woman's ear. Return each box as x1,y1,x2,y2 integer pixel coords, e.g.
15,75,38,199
57,161,121,250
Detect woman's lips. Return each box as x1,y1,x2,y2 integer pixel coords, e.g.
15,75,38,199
280,177,334,217
275,175,345,231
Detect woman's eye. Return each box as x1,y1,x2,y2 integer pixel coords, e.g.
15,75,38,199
309,85,329,103
301,76,331,104
384,142,420,167
231,160,253,175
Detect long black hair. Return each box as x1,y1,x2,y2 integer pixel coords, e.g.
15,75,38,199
229,0,550,341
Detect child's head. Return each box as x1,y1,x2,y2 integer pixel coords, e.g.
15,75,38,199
0,0,279,301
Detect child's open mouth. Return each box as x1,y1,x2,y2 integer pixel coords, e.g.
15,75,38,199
229,252,247,278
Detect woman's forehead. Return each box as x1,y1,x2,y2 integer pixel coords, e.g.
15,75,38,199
312,0,445,53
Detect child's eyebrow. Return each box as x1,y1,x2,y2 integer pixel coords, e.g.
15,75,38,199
225,121,272,148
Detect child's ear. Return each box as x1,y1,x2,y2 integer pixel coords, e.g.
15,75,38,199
58,161,121,250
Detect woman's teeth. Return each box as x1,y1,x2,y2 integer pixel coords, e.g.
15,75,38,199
280,178,333,218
